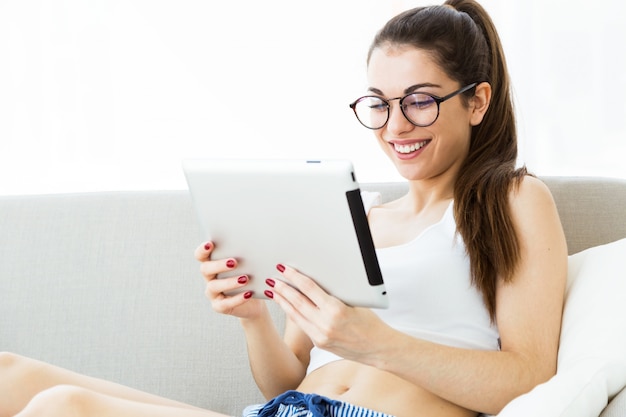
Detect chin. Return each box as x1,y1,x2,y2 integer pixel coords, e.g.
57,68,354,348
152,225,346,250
394,166,425,181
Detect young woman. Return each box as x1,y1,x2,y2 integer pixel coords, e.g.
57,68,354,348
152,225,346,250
0,1,567,416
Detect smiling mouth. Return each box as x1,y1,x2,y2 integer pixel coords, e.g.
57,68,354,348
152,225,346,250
393,141,430,154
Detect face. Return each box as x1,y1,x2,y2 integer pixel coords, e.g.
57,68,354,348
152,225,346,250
366,45,487,183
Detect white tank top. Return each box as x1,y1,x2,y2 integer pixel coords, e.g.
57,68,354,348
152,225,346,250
306,192,500,375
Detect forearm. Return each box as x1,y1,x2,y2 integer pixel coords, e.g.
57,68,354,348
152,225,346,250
369,330,553,415
240,310,306,399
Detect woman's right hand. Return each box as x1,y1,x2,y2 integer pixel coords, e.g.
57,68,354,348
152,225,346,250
194,241,267,320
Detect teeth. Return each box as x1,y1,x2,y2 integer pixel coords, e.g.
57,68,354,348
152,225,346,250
394,141,427,154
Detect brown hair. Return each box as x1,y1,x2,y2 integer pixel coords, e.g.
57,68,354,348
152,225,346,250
368,0,527,321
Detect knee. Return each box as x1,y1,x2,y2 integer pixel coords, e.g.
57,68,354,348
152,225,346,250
17,385,93,417
0,351,30,381
0,351,21,371
0,352,40,383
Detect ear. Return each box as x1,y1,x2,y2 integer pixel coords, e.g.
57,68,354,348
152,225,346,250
469,82,491,126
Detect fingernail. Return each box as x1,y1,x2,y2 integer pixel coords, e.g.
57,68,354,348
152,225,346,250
265,278,275,288
204,242,212,251
264,290,274,299
226,259,236,268
276,264,285,273
238,275,248,284
243,291,253,299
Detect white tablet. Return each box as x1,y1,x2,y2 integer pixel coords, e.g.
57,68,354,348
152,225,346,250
183,159,388,309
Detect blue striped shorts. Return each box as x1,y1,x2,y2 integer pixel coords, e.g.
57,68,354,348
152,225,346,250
242,390,395,417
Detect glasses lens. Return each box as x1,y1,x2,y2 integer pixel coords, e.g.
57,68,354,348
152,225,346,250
401,93,438,127
353,96,388,129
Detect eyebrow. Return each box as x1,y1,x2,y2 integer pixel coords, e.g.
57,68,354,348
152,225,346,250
367,82,442,96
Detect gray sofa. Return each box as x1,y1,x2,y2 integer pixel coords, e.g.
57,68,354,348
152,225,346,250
1,176,625,416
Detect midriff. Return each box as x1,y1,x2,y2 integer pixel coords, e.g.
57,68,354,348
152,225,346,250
296,359,477,417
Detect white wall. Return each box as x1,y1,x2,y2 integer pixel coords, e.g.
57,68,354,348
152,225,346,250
1,0,624,195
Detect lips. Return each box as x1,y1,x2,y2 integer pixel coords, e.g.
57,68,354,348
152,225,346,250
391,140,430,154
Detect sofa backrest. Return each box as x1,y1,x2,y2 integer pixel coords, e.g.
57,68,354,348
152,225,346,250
542,176,626,254
362,176,626,255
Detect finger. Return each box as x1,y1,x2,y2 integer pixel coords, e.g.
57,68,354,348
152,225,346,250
268,284,319,336
209,289,255,315
205,274,250,298
269,283,344,350
267,274,333,340
193,241,214,261
275,264,331,308
199,257,238,281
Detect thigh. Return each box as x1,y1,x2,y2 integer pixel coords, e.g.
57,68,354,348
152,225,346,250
16,385,231,417
0,353,205,416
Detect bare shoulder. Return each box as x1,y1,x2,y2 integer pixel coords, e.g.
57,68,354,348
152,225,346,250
509,175,555,208
508,175,565,246
508,175,563,231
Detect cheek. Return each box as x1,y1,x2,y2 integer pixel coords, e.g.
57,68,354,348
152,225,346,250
433,123,471,159
448,129,472,158
439,108,474,146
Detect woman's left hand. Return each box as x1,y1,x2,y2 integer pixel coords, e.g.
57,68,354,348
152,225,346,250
266,263,387,363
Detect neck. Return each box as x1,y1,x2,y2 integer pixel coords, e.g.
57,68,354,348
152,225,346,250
404,174,456,213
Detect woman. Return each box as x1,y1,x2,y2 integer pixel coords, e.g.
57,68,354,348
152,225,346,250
0,1,567,416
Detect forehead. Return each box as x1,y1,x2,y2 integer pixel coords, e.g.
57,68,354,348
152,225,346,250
366,45,452,94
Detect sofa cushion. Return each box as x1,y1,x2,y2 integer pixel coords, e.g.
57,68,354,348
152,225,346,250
498,238,626,417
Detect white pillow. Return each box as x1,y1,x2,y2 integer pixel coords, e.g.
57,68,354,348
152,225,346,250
497,238,626,417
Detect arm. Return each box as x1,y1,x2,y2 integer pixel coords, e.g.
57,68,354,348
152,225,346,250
240,314,313,399
194,242,312,400
268,176,567,415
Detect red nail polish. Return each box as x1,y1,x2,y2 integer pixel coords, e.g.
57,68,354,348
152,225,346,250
266,278,275,288
238,275,248,284
264,290,274,299
243,291,253,299
226,259,236,268
276,264,286,273
204,242,212,251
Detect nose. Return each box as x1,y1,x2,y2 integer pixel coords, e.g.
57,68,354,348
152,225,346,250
386,100,414,135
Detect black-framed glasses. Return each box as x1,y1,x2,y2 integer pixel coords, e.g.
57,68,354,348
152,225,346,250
349,83,478,130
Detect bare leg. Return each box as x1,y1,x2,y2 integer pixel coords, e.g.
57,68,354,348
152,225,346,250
15,385,231,417
0,352,231,417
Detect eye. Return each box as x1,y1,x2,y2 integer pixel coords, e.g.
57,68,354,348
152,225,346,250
403,93,436,110
363,97,387,112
